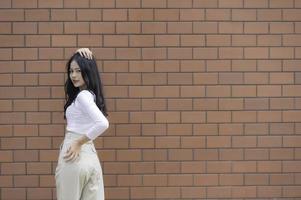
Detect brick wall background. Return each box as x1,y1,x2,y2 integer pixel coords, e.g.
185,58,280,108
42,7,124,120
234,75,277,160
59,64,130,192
1,0,301,199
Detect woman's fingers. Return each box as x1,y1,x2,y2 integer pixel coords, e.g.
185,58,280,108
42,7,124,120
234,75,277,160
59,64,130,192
76,48,93,59
63,147,79,162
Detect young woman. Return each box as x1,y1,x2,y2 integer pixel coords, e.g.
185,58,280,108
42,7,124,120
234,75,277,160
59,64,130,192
55,48,109,200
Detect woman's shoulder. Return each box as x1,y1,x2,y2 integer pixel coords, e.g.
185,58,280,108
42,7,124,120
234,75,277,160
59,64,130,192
77,89,96,101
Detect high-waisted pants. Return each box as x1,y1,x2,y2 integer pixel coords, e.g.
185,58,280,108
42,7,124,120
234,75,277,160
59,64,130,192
55,131,104,200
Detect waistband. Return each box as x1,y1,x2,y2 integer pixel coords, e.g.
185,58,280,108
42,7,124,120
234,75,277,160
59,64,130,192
64,130,93,144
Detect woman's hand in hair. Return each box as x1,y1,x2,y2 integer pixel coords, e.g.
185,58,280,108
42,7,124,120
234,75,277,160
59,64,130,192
76,48,93,59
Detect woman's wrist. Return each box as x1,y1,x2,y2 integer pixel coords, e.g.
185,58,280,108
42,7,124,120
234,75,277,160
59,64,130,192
75,135,90,146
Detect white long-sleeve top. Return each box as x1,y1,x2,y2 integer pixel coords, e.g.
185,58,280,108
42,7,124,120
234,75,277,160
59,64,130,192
66,90,109,140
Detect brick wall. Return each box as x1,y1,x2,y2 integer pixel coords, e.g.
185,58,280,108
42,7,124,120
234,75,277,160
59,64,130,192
1,0,301,199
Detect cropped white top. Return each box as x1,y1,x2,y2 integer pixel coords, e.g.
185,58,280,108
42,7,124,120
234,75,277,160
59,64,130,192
66,90,109,140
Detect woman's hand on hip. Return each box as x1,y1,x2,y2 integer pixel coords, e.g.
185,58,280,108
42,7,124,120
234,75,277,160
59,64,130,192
63,141,82,162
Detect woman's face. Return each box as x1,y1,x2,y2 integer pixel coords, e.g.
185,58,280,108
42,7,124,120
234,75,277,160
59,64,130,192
69,60,86,90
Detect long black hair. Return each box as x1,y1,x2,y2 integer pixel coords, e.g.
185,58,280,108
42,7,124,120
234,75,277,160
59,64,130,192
64,53,108,117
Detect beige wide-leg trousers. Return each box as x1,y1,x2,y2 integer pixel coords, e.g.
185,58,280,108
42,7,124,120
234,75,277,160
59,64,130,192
55,131,104,200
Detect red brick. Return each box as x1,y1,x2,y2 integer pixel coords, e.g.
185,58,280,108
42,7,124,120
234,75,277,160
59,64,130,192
219,98,243,110
155,136,180,148
245,174,269,185
181,161,206,173
90,22,115,33
0,0,11,8
117,175,142,186
206,85,231,97
142,22,167,33
129,9,153,21
194,0,217,8
0,35,24,47
232,136,256,148
90,0,114,8
142,99,167,110
270,47,294,59
259,186,283,198
283,186,301,197
130,162,155,174
104,35,128,47
51,9,76,21
207,35,231,46
258,9,282,21
142,0,166,8
103,9,128,21
1,163,26,175
220,149,243,160
1,137,26,150
206,111,231,123
207,136,231,148
245,47,269,59
130,137,154,148
197,100,219,113
258,161,282,172
232,161,256,172
195,149,218,160
181,35,205,47
0,151,13,162
143,175,167,186
207,187,231,198
206,9,231,21
167,0,192,8
167,124,192,136
156,162,180,173
219,22,243,33
1,188,26,200
180,9,204,21
116,0,140,7
270,148,294,160
258,136,282,147
27,188,53,200
191,48,216,60
0,176,13,187
194,174,218,186
117,150,141,161
142,124,166,136
283,9,301,21
14,175,39,187
168,149,193,160
14,150,38,162
219,124,243,135
245,123,269,135
105,188,129,199
27,137,51,149
167,22,192,33
220,174,243,185
143,149,167,161
131,187,155,199
156,111,180,123
245,149,269,160
168,47,192,59
193,22,218,33
130,35,154,47
0,9,24,21
40,175,55,187
0,22,11,34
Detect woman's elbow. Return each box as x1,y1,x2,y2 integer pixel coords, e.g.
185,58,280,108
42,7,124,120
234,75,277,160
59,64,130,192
102,119,109,130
